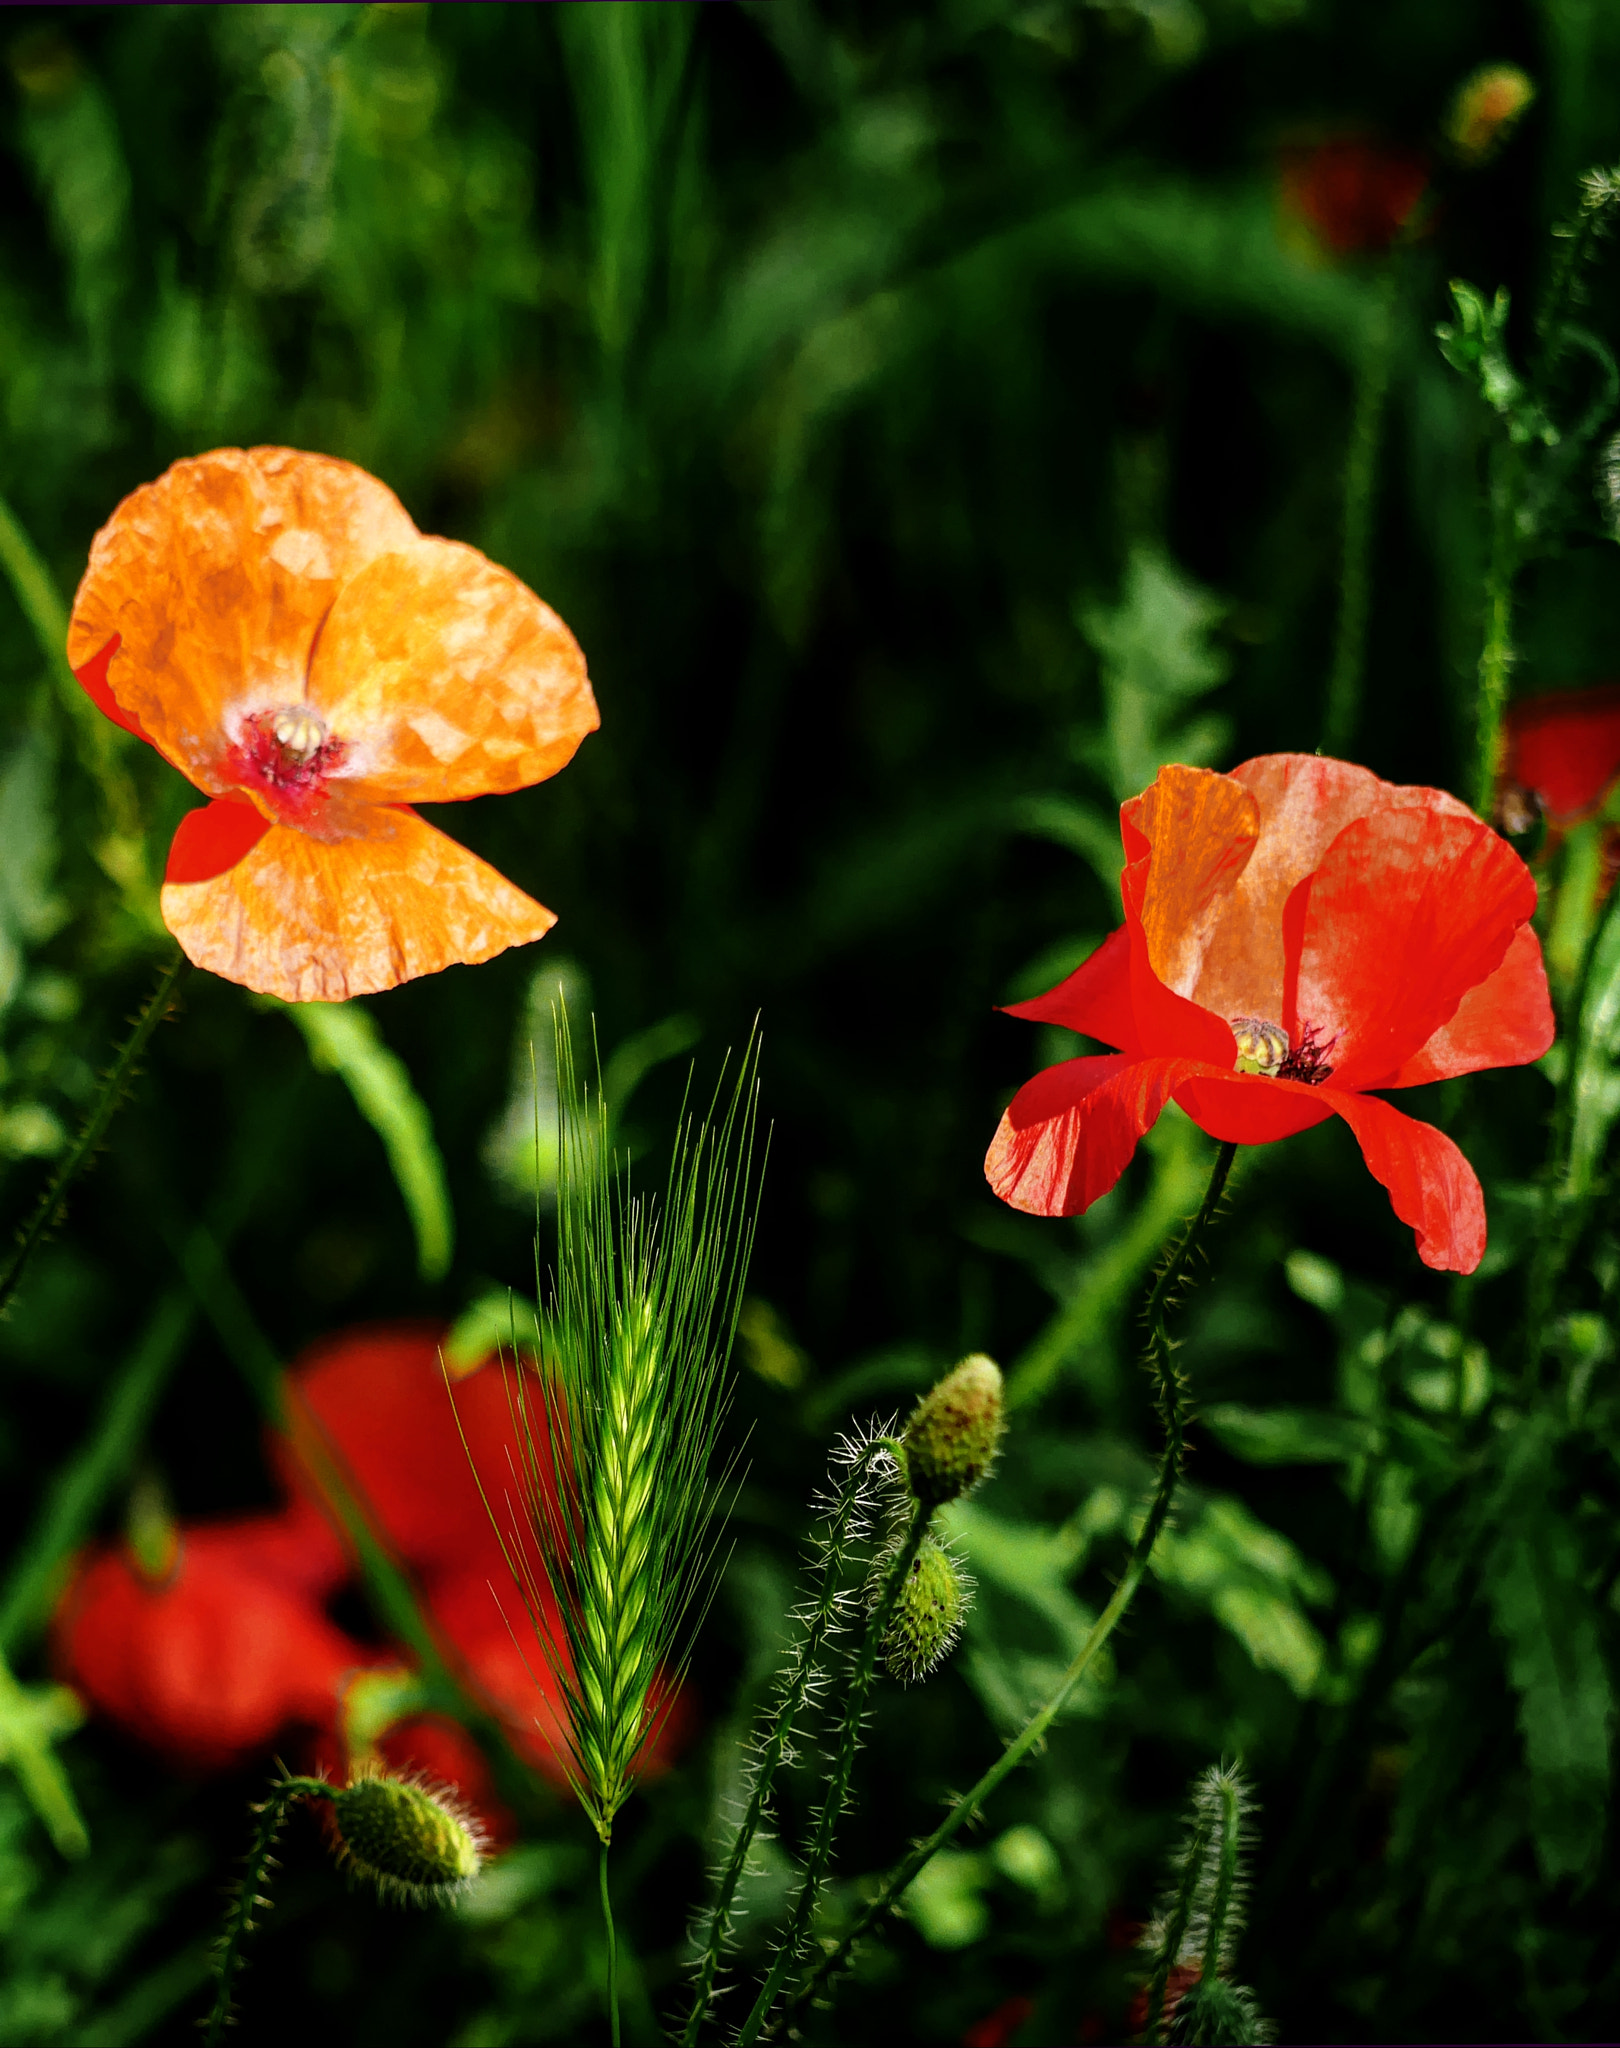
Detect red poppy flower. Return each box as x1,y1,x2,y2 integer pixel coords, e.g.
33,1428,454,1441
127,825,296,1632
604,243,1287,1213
272,1321,554,1583
985,757,1553,1274
1279,136,1429,256
1499,684,1620,828
67,447,598,1001
53,1517,364,1771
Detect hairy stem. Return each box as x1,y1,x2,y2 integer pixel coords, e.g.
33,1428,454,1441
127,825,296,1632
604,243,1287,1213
202,1775,331,2047
1145,1805,1213,2042
1322,269,1395,758
680,1443,884,2046
736,1498,934,2048
1200,1772,1242,1986
600,1838,621,2048
1472,461,1517,819
776,1141,1237,2036
0,952,188,1325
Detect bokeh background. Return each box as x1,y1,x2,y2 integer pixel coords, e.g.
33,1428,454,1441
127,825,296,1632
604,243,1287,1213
0,3,1616,2043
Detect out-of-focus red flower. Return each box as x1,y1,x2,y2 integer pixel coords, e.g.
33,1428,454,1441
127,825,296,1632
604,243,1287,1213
53,1518,365,1772
962,1994,1036,2048
1279,135,1429,255
986,756,1553,1274
272,1322,551,1582
1500,684,1620,829
313,1692,519,1852
1126,1962,1200,2039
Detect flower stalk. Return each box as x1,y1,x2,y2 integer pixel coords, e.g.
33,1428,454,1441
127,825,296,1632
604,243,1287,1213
772,1141,1237,2037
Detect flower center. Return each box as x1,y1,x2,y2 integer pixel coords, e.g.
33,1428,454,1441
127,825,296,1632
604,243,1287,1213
272,706,328,765
1230,1015,1337,1085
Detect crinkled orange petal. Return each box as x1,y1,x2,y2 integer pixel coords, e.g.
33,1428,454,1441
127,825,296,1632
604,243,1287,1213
1120,765,1259,998
986,1054,1197,1216
159,807,555,1002
67,447,419,785
1390,923,1554,1086
307,538,598,803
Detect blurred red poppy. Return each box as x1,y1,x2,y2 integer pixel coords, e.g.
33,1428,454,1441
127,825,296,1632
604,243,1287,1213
1279,136,1428,255
962,1994,1036,2047
1126,1962,1200,2038
53,1517,365,1772
271,1322,552,1582
986,756,1553,1274
1499,683,1620,829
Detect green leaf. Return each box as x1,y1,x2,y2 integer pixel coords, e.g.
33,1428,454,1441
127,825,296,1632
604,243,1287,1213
1150,1494,1332,1696
1200,1403,1375,1466
1483,1463,1615,1882
278,1000,454,1282
0,1659,87,1860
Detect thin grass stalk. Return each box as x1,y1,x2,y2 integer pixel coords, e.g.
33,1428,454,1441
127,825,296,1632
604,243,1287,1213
774,1141,1237,2036
0,951,187,1325
1322,266,1396,759
680,1436,888,2046
600,1838,621,2048
736,1497,934,2048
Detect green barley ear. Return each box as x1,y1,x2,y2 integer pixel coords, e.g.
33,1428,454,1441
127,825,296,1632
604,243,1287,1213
1140,1763,1272,2046
329,1768,485,1906
499,1009,764,1844
901,1354,1004,1507
879,1532,971,1684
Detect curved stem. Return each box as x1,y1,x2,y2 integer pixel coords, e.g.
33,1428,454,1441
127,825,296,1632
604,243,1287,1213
600,1838,621,2048
736,1498,934,2048
202,1775,330,2046
0,951,188,1324
681,1442,885,2046
774,1141,1237,2037
1144,1805,1212,2041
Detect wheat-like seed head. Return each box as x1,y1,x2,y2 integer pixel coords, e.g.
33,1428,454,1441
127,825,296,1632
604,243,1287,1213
480,1011,763,1842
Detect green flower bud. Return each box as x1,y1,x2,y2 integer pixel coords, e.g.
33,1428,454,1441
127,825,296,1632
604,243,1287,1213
882,1535,969,1684
901,1354,1005,1507
329,1769,485,1906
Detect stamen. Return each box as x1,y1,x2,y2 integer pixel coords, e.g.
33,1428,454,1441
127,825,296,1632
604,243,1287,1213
1277,1021,1338,1086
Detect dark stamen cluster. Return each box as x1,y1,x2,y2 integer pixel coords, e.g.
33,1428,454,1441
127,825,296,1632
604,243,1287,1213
1278,1022,1337,1085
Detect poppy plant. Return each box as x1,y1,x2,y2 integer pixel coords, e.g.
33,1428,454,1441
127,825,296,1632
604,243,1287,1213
67,446,598,1001
986,756,1554,1274
1498,683,1620,834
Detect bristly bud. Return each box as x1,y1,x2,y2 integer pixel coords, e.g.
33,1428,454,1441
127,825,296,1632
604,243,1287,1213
901,1355,1004,1507
328,1768,485,1906
1444,64,1535,166
1166,1976,1274,2046
881,1534,970,1684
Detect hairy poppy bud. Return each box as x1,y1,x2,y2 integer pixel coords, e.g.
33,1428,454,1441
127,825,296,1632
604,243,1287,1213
329,1768,485,1905
881,1536,970,1684
902,1355,1004,1507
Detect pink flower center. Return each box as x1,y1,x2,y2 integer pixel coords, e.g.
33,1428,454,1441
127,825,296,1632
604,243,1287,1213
228,707,350,827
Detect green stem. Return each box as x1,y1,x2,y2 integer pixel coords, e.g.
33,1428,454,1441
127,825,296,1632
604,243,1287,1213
774,1141,1237,2038
0,952,187,1327
736,1498,934,2048
1199,1772,1241,1986
1473,459,1517,819
681,1443,884,2047
1322,268,1396,759
600,1837,621,2048
202,1775,332,2047
1144,1805,1212,2042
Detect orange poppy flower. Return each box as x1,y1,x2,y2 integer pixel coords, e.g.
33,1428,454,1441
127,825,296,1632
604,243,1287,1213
67,447,598,1001
986,756,1554,1274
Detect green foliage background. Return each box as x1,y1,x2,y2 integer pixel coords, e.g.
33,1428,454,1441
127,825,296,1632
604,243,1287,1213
0,2,1615,2042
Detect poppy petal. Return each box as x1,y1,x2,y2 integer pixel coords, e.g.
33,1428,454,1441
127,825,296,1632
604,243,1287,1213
159,808,555,1001
1288,806,1536,1091
67,448,419,785
1328,1089,1487,1273
985,1054,1205,1216
308,538,598,803
1121,857,1238,1065
1002,927,1137,1050
164,797,272,884
1172,1070,1338,1145
1120,765,1259,998
1390,923,1555,1086
73,634,150,741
